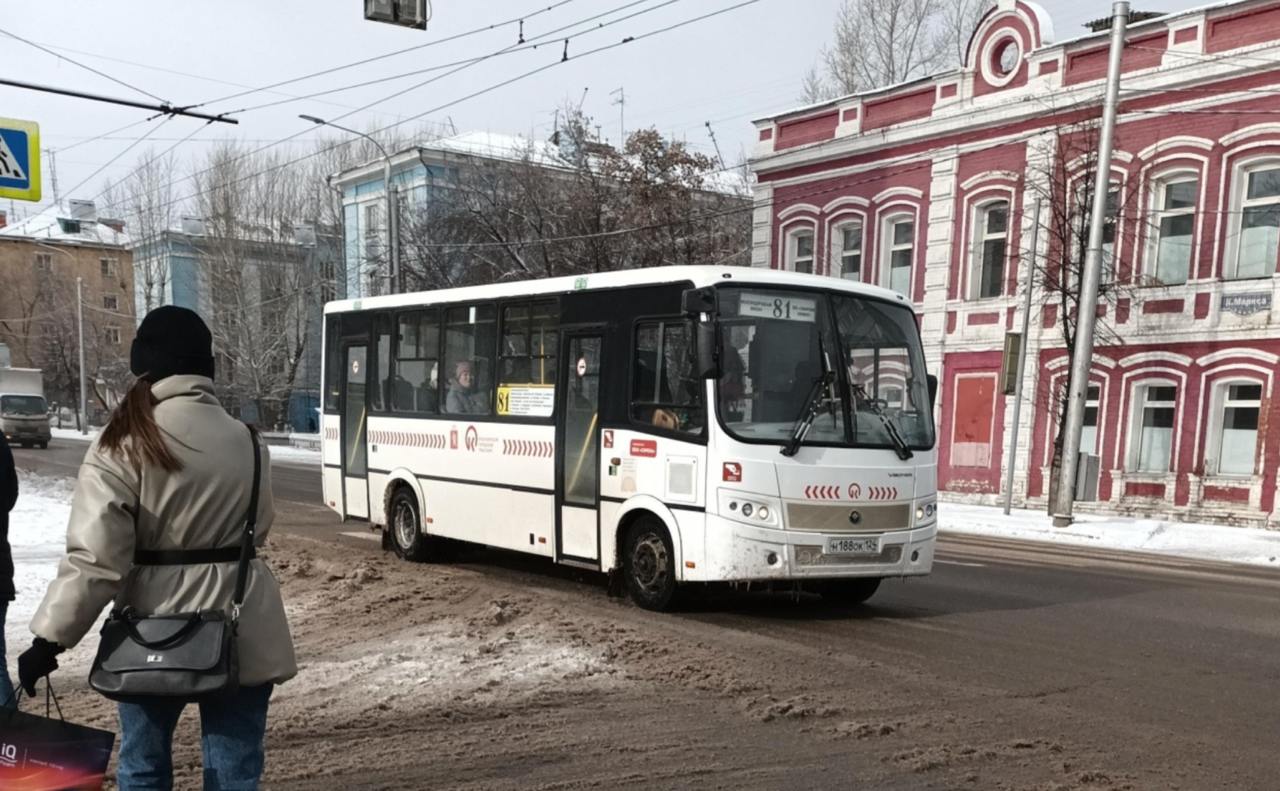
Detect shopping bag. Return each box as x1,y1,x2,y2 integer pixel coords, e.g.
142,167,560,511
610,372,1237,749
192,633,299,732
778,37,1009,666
0,693,115,791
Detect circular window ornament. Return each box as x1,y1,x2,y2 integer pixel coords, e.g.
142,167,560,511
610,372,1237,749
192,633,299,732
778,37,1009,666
980,32,1023,87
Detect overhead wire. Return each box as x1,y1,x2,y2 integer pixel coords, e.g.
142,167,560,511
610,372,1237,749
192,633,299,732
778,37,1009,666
186,0,579,110
0,25,169,103
84,0,745,214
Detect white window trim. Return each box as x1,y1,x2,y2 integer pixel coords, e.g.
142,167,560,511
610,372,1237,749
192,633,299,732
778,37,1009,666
1227,158,1280,280
1205,378,1264,478
879,211,917,297
1144,170,1199,286
828,216,865,281
969,199,1010,300
1080,382,1104,456
1126,379,1179,474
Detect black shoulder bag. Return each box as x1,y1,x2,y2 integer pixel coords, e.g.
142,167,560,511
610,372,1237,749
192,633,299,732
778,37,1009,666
88,425,262,703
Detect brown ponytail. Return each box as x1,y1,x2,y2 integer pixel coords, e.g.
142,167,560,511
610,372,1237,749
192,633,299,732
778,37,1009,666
99,378,184,473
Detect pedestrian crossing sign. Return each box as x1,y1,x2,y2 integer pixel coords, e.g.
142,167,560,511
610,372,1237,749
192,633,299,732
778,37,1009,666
0,118,40,202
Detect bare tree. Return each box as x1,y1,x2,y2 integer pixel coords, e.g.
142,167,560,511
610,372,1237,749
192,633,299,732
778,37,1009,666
399,111,750,288
1025,121,1142,508
802,0,991,102
101,148,182,313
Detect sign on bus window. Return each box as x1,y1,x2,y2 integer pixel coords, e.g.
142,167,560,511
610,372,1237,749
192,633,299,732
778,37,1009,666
497,301,557,418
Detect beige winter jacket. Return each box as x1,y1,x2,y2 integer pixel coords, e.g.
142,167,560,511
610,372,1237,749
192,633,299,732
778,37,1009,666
30,375,297,687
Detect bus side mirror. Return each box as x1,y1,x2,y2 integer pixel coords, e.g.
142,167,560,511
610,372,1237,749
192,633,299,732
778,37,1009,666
927,374,938,410
682,287,718,315
695,321,721,380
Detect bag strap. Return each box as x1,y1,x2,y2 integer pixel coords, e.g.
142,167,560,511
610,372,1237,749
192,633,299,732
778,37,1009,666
231,425,262,620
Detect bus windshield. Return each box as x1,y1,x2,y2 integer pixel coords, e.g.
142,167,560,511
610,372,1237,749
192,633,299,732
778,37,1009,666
716,287,934,452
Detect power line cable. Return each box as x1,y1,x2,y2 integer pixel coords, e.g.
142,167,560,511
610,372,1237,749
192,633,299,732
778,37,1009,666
187,0,579,110
58,118,174,201
85,0,714,213
0,25,169,103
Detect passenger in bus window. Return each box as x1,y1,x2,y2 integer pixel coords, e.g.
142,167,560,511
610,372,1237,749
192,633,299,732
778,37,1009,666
446,361,489,414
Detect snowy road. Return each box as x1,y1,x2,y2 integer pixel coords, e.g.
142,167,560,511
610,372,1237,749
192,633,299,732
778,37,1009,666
8,438,1280,788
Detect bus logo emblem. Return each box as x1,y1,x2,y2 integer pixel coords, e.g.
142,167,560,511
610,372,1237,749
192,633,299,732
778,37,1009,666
723,462,741,482
465,425,479,451
848,510,862,525
848,483,862,500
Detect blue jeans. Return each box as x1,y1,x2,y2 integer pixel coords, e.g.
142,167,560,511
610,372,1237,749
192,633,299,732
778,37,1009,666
0,601,14,709
116,684,273,791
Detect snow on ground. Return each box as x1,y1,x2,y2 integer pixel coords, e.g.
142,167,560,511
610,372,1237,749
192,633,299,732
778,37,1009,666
940,500,1280,567
265,443,321,464
5,472,74,659
50,426,100,441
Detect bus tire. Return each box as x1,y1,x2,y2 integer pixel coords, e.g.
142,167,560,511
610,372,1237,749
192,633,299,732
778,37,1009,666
388,486,430,563
819,577,881,605
623,518,679,612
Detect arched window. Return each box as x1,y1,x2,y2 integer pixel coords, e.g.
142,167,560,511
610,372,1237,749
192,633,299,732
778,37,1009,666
1209,380,1263,476
880,213,915,297
1148,174,1198,285
1128,382,1177,472
1232,163,1280,279
970,199,1009,299
831,220,864,280
785,227,815,274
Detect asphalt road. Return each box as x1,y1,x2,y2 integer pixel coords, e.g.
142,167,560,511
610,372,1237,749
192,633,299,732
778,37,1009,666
15,436,1280,787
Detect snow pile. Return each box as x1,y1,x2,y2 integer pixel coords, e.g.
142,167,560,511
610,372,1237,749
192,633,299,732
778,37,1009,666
5,472,74,655
939,501,1280,567
50,427,99,442
265,444,321,465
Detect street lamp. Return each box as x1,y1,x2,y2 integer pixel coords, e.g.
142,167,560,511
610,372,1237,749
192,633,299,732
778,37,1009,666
299,114,399,294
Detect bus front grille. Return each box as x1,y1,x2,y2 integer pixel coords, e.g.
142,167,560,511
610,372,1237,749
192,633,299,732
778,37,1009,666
785,502,911,534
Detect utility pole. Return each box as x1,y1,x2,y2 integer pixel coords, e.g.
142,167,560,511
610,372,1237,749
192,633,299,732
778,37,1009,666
1004,200,1041,515
705,121,726,169
46,149,60,204
611,87,625,144
1053,1,1129,527
76,276,87,435
299,115,398,294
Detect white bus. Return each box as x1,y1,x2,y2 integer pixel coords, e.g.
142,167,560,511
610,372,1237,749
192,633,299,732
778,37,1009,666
320,266,937,610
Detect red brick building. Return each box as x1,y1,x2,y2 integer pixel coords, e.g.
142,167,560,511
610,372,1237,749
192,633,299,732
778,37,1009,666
749,0,1280,527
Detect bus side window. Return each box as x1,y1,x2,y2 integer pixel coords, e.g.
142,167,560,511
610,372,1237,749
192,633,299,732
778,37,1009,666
372,313,393,411
498,301,558,416
323,316,340,411
443,304,497,415
393,310,440,414
631,320,704,435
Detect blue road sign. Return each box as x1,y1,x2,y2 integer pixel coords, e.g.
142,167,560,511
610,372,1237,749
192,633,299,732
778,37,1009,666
0,118,41,202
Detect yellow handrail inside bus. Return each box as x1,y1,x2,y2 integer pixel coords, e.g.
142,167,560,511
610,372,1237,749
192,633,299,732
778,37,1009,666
566,411,598,498
347,407,367,470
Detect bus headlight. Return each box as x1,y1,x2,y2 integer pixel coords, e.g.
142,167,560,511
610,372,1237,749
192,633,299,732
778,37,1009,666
915,501,937,525
720,492,780,527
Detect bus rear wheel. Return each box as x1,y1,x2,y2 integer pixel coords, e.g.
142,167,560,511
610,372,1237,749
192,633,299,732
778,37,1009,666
623,519,678,611
819,577,881,605
388,487,431,562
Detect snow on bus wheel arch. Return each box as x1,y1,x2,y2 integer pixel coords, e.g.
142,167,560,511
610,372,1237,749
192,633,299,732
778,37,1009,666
605,495,699,582
378,469,427,529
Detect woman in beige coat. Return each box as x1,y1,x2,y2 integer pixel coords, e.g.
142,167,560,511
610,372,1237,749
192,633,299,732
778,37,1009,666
17,306,296,791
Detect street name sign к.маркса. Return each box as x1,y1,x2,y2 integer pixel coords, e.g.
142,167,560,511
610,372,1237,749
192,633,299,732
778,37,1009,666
0,117,40,202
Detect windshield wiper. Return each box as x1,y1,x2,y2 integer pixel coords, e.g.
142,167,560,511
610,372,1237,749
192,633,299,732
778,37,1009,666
852,384,914,461
780,339,835,458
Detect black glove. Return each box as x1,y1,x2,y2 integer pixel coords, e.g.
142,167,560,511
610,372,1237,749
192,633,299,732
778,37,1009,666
17,637,64,696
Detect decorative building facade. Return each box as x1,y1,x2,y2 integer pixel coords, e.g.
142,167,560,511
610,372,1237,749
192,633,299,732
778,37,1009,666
750,0,1280,527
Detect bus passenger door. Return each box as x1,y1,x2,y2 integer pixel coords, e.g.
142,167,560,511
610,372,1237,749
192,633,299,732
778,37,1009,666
341,343,370,520
556,332,602,565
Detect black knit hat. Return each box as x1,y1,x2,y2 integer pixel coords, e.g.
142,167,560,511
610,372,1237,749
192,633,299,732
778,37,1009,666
130,306,215,382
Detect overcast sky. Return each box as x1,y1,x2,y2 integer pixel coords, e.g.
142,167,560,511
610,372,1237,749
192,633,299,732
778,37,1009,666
2,0,1209,221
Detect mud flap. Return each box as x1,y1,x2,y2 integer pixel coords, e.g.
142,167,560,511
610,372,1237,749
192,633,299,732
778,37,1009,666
381,527,392,553
605,568,626,599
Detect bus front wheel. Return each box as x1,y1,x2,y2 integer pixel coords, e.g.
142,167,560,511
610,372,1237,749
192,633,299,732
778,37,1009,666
623,519,678,611
819,577,881,605
388,487,430,562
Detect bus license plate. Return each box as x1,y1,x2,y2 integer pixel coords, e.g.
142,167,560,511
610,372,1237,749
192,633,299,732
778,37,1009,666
825,536,881,556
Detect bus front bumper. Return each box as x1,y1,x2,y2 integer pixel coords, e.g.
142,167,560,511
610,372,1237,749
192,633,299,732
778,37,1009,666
689,515,936,583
